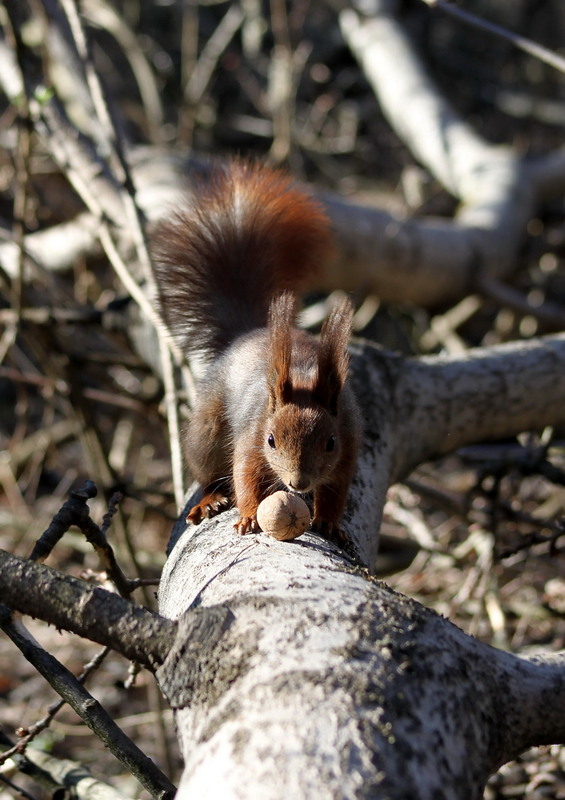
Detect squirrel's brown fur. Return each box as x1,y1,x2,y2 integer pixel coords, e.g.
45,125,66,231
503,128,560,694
153,160,361,541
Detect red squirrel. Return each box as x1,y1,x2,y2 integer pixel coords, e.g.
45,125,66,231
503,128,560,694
153,159,361,543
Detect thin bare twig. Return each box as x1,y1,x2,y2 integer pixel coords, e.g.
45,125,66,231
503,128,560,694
82,0,165,143
183,4,244,113
0,605,176,800
9,0,187,509
0,646,111,767
421,0,565,75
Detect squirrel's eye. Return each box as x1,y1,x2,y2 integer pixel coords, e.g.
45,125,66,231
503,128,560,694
326,435,336,453
268,433,276,449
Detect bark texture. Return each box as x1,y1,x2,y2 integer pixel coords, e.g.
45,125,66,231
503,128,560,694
158,516,565,800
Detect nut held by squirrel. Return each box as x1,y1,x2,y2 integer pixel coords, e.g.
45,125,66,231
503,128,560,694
257,491,310,540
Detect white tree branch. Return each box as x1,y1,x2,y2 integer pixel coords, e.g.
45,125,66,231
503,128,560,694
389,333,565,480
158,511,565,800
325,4,540,304
323,333,565,567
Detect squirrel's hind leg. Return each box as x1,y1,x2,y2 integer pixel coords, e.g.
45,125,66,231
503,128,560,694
185,393,234,524
187,481,233,525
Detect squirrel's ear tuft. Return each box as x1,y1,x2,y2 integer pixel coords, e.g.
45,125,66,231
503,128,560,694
267,292,296,410
314,296,354,415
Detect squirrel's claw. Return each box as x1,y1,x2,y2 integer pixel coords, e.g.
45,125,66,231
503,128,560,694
234,515,260,535
187,492,232,525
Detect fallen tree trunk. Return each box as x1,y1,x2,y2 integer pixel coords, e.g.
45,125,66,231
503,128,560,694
158,515,565,800
3,528,563,800
158,334,565,799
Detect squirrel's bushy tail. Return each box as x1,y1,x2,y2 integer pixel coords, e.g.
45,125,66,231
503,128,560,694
152,159,334,358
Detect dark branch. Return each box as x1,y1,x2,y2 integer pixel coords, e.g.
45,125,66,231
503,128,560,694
0,550,175,667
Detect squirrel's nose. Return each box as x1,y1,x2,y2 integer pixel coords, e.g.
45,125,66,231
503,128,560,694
288,477,311,493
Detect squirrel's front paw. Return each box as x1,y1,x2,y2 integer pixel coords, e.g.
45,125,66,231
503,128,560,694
311,516,349,547
234,515,260,535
